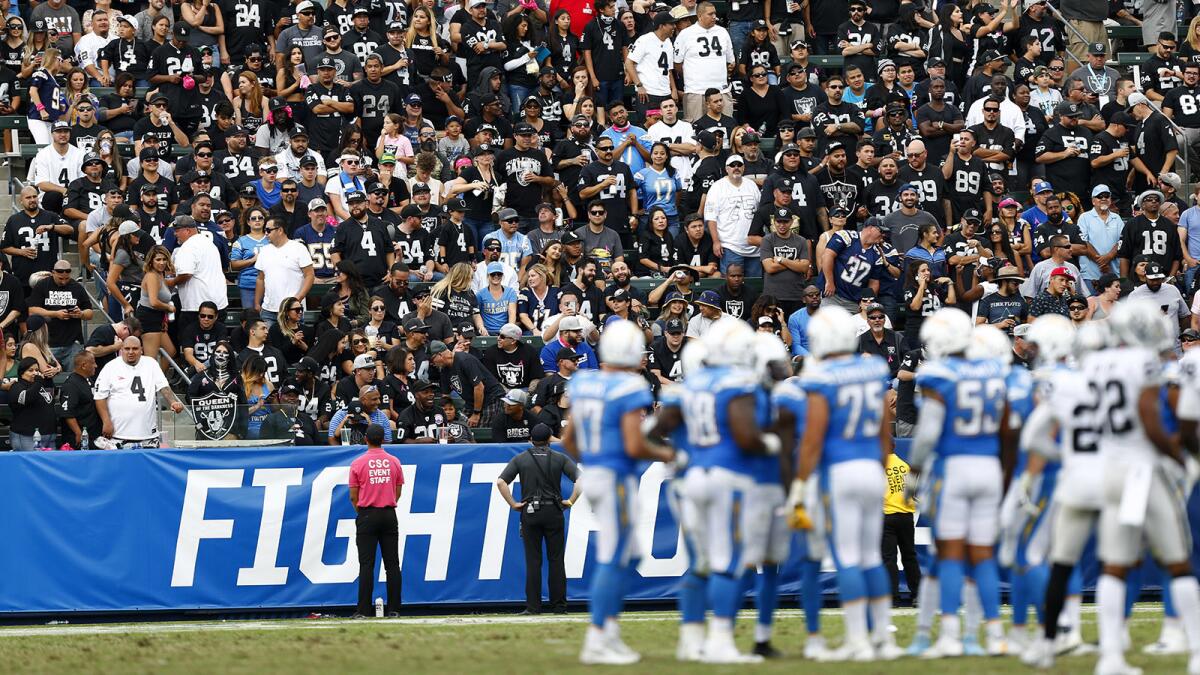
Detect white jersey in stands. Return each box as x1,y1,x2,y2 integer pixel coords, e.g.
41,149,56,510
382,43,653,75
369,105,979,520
93,356,170,441
673,23,734,94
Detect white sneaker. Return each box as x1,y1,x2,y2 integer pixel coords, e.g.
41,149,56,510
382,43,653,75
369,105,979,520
818,639,874,662
874,635,904,660
676,624,704,662
986,634,1009,657
1021,637,1055,669
1007,626,1032,658
1093,656,1143,675
1188,652,1200,675
580,642,639,665
804,636,833,661
920,636,964,659
700,631,763,664
1142,621,1187,655
607,637,640,662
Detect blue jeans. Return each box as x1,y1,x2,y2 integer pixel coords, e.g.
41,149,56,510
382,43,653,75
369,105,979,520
507,84,534,118
466,217,495,253
51,343,83,370
11,432,55,451
239,287,257,310
719,251,762,278
729,21,754,57
260,309,277,328
596,79,625,107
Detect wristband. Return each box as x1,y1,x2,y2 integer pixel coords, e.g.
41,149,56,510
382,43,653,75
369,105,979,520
35,103,45,111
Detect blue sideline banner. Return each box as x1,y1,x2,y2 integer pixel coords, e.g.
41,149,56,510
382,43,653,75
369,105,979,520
0,443,734,614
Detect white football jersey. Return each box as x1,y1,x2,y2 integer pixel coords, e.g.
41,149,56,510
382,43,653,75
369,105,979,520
1040,364,1104,509
1177,348,1200,423
93,356,170,440
628,32,675,97
1082,346,1164,464
644,119,696,185
673,23,734,94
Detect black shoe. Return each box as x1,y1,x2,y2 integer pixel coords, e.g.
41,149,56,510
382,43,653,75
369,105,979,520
553,607,568,615
753,641,783,658
350,613,368,620
386,612,400,618
517,608,541,616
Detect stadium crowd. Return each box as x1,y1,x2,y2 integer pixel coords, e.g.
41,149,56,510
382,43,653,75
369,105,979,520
0,0,1195,450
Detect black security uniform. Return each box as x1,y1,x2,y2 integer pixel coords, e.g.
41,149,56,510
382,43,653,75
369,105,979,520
497,427,580,613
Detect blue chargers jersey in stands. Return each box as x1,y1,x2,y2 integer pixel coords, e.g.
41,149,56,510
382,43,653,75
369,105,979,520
799,354,891,468
772,377,808,470
682,366,761,477
568,369,654,476
916,356,1009,457
815,229,883,302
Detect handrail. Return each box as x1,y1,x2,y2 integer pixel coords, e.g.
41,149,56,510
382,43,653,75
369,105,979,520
161,346,192,388
79,277,193,389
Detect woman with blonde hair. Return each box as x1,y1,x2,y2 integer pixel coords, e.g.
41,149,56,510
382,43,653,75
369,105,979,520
233,70,269,136
430,262,479,327
405,5,449,81
137,245,178,371
18,23,51,79
26,46,66,143
240,355,273,439
268,296,311,363
3,17,26,71
18,315,60,379
1182,15,1200,62
518,263,558,334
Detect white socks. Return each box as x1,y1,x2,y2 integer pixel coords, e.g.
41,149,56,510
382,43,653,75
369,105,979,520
964,581,983,639
845,599,868,644
754,623,772,643
1170,576,1200,656
870,596,892,643
1097,574,1127,661
940,613,961,642
916,576,938,634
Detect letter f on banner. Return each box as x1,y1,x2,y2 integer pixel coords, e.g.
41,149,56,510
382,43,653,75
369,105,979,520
172,469,245,587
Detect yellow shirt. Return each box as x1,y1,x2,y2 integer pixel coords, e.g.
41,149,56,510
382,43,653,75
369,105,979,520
884,452,916,515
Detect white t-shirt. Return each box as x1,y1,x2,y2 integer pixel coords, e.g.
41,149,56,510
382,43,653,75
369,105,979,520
1128,282,1191,336
94,356,170,440
75,31,114,70
703,176,761,256
172,234,229,312
674,23,734,94
254,239,314,312
644,119,696,185
629,32,674,97
27,144,85,192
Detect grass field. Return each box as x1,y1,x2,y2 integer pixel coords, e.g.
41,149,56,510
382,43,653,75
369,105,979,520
0,605,1187,674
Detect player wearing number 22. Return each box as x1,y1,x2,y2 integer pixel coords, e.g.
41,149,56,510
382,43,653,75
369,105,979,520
786,306,901,661
562,320,674,666
907,308,1012,658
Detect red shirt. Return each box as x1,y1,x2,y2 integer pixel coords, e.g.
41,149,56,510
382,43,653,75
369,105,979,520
349,448,404,508
550,0,595,37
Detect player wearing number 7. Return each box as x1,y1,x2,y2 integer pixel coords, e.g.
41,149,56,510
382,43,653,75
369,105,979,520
905,308,1014,658
562,320,674,666
93,336,186,448
785,306,900,661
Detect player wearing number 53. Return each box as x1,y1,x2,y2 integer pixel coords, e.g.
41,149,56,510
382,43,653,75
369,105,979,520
94,336,186,449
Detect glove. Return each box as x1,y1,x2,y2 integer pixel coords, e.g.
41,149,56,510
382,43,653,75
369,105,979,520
1015,471,1041,517
671,449,690,474
1186,455,1200,495
785,479,812,530
902,470,921,504
761,433,781,456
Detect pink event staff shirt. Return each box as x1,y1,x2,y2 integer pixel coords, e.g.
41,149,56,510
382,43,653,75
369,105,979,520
349,448,404,508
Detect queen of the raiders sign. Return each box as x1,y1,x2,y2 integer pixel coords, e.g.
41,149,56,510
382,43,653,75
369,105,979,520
191,392,238,440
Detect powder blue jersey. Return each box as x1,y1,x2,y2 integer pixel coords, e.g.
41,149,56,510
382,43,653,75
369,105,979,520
916,356,1009,458
1013,365,1060,481
799,354,891,468
568,369,654,477
634,166,683,217
772,377,808,471
682,366,761,478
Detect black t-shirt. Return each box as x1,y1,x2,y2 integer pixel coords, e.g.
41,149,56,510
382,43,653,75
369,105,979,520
455,165,496,221
714,284,760,322
350,77,401,140
2,210,68,282
393,226,436,268
295,378,335,423
437,219,476,267
1088,131,1132,198
235,344,288,387
28,278,92,347
221,0,276,63
495,147,553,217
492,411,533,443
396,402,446,441
648,337,683,382
11,375,58,436
943,154,987,222
332,217,393,281
304,81,353,152
1034,123,1093,201
969,122,1017,175
581,15,625,81
577,160,635,232
58,372,101,447
442,352,505,412
896,347,924,423
482,343,545,390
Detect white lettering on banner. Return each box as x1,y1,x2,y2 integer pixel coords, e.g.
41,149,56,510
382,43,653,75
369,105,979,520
391,464,461,582
470,463,515,580
299,467,358,584
171,469,245,587
237,468,304,586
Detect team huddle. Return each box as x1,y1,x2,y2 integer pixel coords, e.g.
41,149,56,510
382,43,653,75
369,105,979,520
561,301,1200,674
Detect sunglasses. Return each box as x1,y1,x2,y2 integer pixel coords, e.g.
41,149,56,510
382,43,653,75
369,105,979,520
53,268,71,273
983,107,1000,113
77,106,93,111
1095,193,1111,199
1049,66,1065,71
371,305,385,311
1184,335,1199,343
727,162,744,167
827,84,844,90
247,55,262,61
6,24,21,30
589,210,606,215
353,338,368,345
324,36,340,42
264,227,278,233
196,152,212,158
299,9,315,15
867,314,885,320
288,306,302,313
281,188,297,193
751,72,767,78
344,159,360,166
262,166,278,173
597,146,614,152
199,313,217,319
250,215,265,221
1143,196,1161,202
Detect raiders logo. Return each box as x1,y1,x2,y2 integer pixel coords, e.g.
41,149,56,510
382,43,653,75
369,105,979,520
192,391,239,441
724,299,744,318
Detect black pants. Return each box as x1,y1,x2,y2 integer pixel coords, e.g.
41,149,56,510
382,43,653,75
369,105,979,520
356,507,402,615
881,511,921,604
521,505,566,612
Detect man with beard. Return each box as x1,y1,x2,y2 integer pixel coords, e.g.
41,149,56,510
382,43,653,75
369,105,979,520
1140,32,1185,102
837,0,881,83
943,208,989,274
497,122,558,229
1128,261,1190,336
759,209,812,316
343,7,383,69
214,126,261,189
554,116,599,219
2,187,74,293
429,339,505,427
1127,92,1180,194
577,137,638,235
814,141,865,223
777,62,827,126
1120,189,1184,277
483,322,545,390
813,74,865,150
305,56,355,161
1034,101,1093,202
64,154,117,225
532,67,565,138
713,264,760,322
540,315,597,372
351,54,400,142
395,379,446,442
872,102,916,164
748,177,822,245
915,77,965,165
942,130,990,222
1032,196,1086,260
760,142,825,217
691,89,737,150
896,139,950,225
370,263,413,322
331,190,394,282
865,156,903,218
276,131,326,183
394,204,437,281
786,285,824,356
882,183,940,255
1162,62,1200,176
270,178,307,234
289,356,333,432
606,260,647,305
1089,112,1134,212
685,131,725,215
969,98,1018,187
454,0,507,87
179,302,227,373
817,219,887,312
557,258,605,321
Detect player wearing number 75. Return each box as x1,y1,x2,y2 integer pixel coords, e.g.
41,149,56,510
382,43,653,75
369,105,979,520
94,337,186,446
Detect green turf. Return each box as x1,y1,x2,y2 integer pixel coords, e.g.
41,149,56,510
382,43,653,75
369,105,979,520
0,606,1187,674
